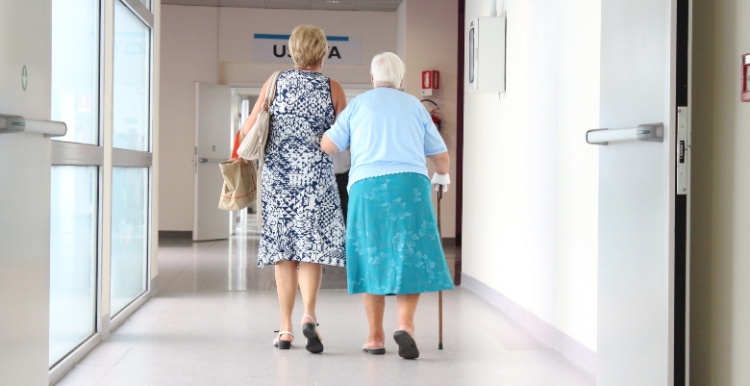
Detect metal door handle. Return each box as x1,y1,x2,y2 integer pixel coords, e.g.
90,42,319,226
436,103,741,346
198,158,225,164
0,114,67,137
586,123,663,145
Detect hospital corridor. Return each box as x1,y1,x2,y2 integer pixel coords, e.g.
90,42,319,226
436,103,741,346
1,0,749,385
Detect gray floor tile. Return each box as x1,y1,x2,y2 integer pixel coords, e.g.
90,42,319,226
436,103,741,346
54,233,593,386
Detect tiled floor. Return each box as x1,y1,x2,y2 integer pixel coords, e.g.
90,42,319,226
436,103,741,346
55,230,594,386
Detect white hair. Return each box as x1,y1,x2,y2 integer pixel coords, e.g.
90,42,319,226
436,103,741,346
370,52,405,89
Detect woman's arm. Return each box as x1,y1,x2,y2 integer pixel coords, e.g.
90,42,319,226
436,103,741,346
240,75,272,136
330,79,347,118
320,134,339,154
428,151,451,191
427,151,450,174
321,79,348,154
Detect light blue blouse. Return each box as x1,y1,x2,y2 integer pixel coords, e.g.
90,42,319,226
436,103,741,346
325,87,448,191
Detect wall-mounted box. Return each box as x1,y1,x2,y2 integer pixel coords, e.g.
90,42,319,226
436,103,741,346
469,16,506,93
742,53,750,102
422,69,440,96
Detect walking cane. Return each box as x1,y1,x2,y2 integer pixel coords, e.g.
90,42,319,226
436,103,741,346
436,185,444,350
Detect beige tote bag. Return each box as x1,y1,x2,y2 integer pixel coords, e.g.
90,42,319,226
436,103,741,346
236,70,282,161
218,156,257,211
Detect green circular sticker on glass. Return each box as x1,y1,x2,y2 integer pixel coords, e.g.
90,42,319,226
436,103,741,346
21,66,27,91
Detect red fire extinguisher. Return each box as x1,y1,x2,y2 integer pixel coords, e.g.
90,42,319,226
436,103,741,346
421,99,443,131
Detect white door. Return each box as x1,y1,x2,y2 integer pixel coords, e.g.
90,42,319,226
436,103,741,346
595,0,691,385
0,1,53,385
194,82,232,241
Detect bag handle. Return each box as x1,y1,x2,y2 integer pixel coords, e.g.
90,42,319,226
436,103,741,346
261,71,282,111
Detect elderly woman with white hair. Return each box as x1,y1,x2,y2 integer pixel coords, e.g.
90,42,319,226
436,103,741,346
321,52,454,359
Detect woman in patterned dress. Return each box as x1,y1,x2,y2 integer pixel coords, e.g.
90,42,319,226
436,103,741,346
240,25,347,353
322,52,454,359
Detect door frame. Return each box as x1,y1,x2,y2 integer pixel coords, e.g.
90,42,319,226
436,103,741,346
673,0,693,383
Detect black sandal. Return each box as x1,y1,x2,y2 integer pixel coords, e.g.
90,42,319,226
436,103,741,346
302,314,324,353
393,330,419,359
273,331,293,349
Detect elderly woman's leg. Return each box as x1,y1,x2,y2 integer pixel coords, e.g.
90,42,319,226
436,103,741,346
393,294,421,359
275,260,298,342
364,294,386,348
396,294,420,334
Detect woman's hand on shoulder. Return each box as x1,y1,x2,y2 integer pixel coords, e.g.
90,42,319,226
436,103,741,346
330,79,347,117
321,133,340,155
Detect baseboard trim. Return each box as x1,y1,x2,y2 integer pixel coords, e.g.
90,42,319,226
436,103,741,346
49,333,102,385
441,237,456,247
158,230,191,239
150,275,160,297
50,287,157,384
110,290,151,334
461,272,597,379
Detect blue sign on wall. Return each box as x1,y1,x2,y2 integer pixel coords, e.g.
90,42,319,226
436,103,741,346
253,34,362,65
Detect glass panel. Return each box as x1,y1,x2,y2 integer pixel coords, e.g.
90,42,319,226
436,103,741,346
49,166,98,367
139,0,151,10
113,1,150,151
51,0,99,145
111,167,149,315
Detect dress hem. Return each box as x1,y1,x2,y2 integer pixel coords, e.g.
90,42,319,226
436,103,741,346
257,255,346,268
347,285,455,295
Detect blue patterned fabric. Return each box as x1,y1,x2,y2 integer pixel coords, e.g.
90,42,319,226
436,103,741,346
258,70,346,268
346,173,455,295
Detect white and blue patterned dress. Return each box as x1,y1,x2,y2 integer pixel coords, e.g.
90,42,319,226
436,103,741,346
257,70,347,268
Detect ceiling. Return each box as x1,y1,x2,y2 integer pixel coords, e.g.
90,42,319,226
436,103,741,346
160,0,405,12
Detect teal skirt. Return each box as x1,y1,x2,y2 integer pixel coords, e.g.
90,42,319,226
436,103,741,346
346,173,455,295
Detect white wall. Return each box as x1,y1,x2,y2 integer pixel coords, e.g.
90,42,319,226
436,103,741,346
159,5,219,231
401,0,458,238
462,0,600,354
555,0,600,352
159,6,397,231
691,0,750,384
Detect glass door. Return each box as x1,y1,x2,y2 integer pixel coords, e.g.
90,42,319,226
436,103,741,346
110,0,154,316
48,0,156,367
49,0,101,368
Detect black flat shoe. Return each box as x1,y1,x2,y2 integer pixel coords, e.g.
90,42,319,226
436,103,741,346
393,330,419,359
273,331,293,349
302,314,323,353
362,344,386,355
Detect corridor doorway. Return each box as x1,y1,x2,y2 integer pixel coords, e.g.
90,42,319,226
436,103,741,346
192,83,370,242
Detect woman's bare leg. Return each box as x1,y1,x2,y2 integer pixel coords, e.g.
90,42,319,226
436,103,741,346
364,294,386,348
275,260,298,342
396,294,420,335
297,262,322,329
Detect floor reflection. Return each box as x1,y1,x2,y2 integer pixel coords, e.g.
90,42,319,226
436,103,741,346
158,230,348,293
